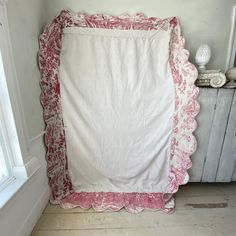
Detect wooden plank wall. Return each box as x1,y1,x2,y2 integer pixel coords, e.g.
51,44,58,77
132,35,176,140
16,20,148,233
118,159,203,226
216,90,236,181
189,88,236,182
189,88,217,181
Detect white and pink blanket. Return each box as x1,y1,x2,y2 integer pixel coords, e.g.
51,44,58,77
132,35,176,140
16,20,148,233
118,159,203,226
38,10,199,213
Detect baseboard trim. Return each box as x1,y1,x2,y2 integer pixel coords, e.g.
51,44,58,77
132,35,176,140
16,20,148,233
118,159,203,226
16,186,50,236
24,156,41,178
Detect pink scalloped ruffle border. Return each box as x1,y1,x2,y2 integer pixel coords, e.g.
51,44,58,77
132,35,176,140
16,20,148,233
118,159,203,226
38,9,199,212
60,192,174,213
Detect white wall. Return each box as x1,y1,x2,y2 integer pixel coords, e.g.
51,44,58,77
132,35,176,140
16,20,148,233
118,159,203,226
7,0,46,139
45,0,236,71
0,1,50,236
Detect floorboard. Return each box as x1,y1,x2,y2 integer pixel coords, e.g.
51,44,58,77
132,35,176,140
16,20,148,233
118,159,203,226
31,183,236,236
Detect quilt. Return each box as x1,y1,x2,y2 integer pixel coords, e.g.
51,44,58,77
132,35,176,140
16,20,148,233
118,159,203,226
38,10,199,213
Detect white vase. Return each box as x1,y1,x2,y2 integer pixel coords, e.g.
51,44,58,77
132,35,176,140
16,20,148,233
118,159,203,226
226,67,236,81
195,44,211,71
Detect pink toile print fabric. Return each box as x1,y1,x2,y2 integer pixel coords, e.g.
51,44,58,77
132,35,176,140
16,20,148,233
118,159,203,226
38,9,199,213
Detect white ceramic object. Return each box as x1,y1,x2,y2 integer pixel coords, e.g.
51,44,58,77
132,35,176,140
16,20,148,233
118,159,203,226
196,70,226,88
209,72,227,88
224,67,236,88
195,44,211,71
226,67,236,81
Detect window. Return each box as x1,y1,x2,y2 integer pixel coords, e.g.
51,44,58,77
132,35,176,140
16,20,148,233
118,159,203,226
225,5,236,70
0,0,41,209
0,49,16,190
0,1,36,208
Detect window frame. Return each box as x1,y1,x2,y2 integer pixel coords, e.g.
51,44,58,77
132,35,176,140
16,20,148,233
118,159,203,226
0,49,18,191
0,0,41,209
225,5,236,71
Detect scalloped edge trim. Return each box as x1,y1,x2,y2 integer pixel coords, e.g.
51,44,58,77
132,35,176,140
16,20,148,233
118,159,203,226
60,192,174,214
167,19,200,194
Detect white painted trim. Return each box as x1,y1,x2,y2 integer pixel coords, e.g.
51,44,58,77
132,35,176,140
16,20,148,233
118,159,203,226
30,131,45,143
0,3,43,209
0,161,41,209
0,5,30,162
225,6,236,72
24,157,41,178
0,2,32,163
0,177,25,209
0,157,41,209
16,186,50,236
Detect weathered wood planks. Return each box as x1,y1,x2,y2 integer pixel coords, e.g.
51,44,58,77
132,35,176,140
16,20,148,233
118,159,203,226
189,88,218,181
31,183,236,236
190,88,236,182
202,89,235,182
216,90,236,182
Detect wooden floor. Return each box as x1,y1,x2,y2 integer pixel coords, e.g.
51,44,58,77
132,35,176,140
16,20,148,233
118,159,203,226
31,183,236,236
